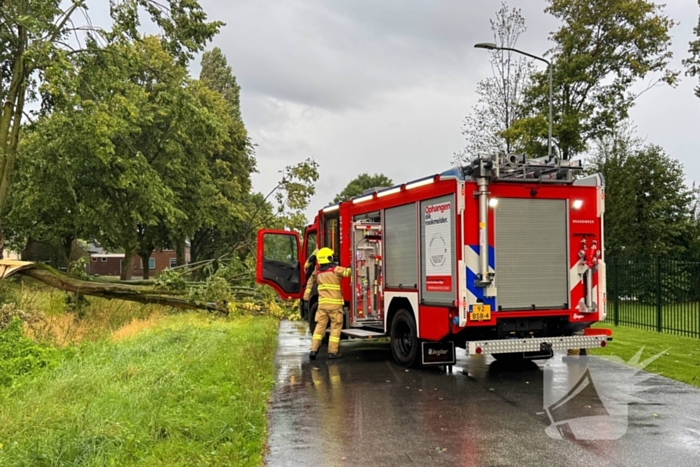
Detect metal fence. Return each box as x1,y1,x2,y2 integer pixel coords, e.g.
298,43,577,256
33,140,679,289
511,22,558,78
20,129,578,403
605,258,700,338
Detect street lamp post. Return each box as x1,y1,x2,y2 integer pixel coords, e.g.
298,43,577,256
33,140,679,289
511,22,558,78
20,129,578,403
474,42,553,161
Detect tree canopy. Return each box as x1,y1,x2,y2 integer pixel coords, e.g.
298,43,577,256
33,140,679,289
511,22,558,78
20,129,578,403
506,0,677,160
333,173,393,204
588,123,697,260
0,0,223,223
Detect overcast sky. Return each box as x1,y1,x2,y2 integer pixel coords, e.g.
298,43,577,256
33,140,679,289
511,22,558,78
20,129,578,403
93,0,700,220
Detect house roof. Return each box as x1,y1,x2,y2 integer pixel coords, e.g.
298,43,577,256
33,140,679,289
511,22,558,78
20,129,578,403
92,253,125,258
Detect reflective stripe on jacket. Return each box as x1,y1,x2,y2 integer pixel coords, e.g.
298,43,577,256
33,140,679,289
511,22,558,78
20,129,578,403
314,264,350,310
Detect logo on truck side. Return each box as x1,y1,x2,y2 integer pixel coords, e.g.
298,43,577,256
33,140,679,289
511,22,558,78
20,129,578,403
424,203,451,215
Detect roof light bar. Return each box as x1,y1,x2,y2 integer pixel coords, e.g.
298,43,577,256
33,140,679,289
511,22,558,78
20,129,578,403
323,205,339,213
353,194,374,204
377,187,401,197
405,178,434,190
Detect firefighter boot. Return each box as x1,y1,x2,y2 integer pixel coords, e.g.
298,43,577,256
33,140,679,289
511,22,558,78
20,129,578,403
328,352,344,360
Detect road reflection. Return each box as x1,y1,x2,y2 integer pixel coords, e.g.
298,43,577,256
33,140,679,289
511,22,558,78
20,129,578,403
265,321,699,467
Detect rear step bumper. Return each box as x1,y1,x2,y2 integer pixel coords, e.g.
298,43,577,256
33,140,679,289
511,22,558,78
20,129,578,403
341,329,386,338
468,335,611,356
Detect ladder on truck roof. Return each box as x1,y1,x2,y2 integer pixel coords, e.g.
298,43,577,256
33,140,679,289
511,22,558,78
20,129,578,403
463,153,583,184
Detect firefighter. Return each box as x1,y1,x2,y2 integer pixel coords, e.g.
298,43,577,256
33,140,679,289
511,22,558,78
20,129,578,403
307,247,351,360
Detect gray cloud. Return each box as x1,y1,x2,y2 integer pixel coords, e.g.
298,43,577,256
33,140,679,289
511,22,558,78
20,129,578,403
93,0,700,218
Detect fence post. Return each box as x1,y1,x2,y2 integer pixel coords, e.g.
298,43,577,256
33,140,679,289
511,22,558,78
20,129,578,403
656,256,662,333
613,261,619,326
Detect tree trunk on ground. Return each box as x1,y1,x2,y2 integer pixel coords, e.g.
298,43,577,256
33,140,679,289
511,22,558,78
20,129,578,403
139,248,154,280
9,263,227,313
121,249,135,281
0,261,267,315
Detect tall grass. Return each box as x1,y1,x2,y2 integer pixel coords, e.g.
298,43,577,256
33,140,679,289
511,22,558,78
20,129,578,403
0,313,278,466
0,277,164,346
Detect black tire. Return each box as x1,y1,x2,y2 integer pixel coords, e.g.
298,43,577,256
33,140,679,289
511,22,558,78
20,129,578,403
308,302,329,343
390,309,419,367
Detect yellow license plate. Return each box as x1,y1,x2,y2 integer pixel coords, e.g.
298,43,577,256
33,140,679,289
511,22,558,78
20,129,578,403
469,304,491,322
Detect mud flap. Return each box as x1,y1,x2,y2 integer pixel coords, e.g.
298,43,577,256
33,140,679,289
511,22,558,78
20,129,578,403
421,341,456,366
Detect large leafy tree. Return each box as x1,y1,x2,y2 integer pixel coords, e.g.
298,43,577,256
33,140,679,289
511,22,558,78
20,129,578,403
453,3,533,165
588,124,696,259
0,0,222,250
508,0,677,159
8,37,231,279
187,48,256,265
333,173,393,203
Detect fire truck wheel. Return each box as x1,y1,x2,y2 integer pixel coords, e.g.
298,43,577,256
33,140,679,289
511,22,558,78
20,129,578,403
307,302,329,344
390,309,419,367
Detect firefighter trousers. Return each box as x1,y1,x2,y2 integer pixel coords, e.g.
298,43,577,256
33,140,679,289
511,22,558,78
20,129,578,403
311,307,343,354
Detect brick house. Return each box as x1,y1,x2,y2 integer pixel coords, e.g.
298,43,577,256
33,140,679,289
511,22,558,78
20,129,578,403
133,248,191,277
87,243,190,278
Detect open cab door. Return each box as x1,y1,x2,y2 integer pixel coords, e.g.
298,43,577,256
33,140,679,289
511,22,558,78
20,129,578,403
256,230,303,300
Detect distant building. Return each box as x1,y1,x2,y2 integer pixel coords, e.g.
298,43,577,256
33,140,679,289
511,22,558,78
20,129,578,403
87,243,190,278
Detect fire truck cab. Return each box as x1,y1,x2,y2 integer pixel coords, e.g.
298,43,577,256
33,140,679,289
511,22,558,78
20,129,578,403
257,154,612,367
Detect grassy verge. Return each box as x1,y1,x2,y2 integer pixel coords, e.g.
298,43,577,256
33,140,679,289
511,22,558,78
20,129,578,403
0,313,279,466
591,323,700,388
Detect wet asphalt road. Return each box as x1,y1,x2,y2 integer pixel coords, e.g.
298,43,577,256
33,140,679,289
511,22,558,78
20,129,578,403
265,321,700,467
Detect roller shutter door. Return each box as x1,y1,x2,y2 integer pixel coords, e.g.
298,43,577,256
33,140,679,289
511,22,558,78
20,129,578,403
495,198,568,310
385,203,417,288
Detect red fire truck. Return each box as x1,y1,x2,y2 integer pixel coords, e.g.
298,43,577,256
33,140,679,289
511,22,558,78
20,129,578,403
256,155,612,367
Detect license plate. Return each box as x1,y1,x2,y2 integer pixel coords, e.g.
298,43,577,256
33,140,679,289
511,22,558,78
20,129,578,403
469,304,491,322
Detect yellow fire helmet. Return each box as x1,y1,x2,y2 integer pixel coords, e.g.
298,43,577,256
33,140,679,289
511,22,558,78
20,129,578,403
316,247,334,265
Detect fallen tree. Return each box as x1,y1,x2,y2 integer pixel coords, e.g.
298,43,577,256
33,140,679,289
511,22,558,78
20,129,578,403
0,260,229,314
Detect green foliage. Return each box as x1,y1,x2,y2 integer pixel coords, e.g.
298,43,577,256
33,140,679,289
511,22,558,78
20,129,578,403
588,123,697,259
68,256,90,281
7,37,235,278
154,268,188,292
0,314,278,466
188,48,256,264
0,0,222,214
508,0,677,159
333,172,393,203
0,318,58,388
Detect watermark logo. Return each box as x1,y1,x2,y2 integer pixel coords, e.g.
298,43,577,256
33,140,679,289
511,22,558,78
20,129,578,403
543,347,667,440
